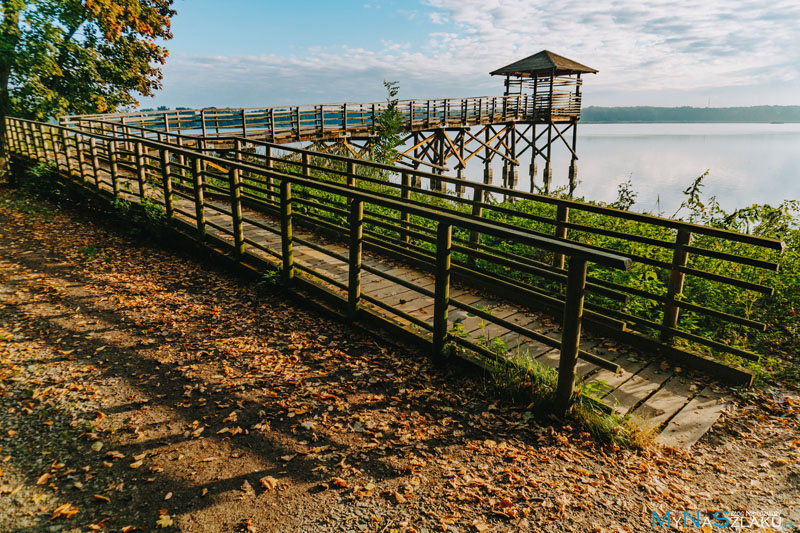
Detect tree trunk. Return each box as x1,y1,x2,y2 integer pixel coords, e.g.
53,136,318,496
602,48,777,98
0,1,23,173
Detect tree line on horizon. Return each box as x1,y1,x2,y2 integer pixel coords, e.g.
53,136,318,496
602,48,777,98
581,105,800,123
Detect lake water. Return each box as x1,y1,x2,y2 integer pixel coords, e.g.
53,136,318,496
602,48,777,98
459,123,800,214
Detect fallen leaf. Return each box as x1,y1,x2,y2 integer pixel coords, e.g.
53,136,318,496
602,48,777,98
156,513,174,528
36,473,51,485
93,494,110,503
129,461,143,469
52,503,79,519
259,476,279,491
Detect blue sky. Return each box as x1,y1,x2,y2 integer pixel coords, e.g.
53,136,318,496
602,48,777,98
146,0,800,109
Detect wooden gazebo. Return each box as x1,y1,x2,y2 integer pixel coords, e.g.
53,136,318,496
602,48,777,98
491,50,597,193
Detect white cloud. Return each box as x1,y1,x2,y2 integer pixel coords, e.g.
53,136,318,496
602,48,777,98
150,0,800,108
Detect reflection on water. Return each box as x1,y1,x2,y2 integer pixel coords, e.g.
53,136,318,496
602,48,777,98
456,123,800,214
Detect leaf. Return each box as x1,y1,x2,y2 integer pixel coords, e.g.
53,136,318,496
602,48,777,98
129,460,144,469
156,513,174,528
330,477,348,488
36,473,51,485
259,476,279,491
91,441,104,452
51,503,79,519
93,494,110,503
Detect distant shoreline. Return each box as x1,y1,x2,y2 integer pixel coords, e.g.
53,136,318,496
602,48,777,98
581,120,799,124
581,105,800,124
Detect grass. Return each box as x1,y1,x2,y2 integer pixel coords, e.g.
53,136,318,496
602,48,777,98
481,349,655,449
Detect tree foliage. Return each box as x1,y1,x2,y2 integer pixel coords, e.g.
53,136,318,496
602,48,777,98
2,0,175,119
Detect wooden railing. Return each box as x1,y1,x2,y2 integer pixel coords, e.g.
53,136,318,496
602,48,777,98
60,94,580,143
64,118,788,370
6,116,644,411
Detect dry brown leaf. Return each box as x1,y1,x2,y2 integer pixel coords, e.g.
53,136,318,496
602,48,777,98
259,476,279,491
51,502,79,519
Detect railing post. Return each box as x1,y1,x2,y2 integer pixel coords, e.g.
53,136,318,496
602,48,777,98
555,256,588,416
553,205,570,269
265,144,275,199
34,123,45,160
89,138,100,187
135,142,146,197
108,141,120,198
469,184,485,265
229,139,245,256
346,160,355,188
60,129,73,178
432,222,453,362
159,148,174,222
400,171,411,246
280,178,294,285
661,229,691,343
74,133,87,183
348,197,364,318
192,157,206,237
302,152,310,178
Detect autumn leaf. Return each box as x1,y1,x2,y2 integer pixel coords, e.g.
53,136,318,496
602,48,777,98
330,477,348,488
156,513,174,528
259,476,279,491
51,503,79,519
36,473,51,485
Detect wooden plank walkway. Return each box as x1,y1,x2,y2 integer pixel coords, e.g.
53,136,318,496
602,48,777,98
141,183,727,448
44,154,729,449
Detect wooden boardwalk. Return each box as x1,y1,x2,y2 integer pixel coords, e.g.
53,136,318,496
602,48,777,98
156,185,728,449
9,113,761,450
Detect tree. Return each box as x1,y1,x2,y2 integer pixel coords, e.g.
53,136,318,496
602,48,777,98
0,0,175,170
372,80,403,164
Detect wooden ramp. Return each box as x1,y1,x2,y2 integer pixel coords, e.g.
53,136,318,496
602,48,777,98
151,187,728,448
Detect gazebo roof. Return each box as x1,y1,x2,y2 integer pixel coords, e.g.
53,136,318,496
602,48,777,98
490,50,597,77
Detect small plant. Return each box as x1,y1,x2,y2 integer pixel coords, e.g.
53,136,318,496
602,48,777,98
610,176,637,211
256,269,282,290
79,245,99,261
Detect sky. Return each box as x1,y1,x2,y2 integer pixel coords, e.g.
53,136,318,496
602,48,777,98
145,0,800,110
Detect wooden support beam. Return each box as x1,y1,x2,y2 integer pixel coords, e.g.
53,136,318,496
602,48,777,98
433,222,453,362
348,198,364,318
280,178,294,285
555,257,588,415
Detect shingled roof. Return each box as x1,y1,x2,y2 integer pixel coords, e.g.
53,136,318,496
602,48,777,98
490,50,597,77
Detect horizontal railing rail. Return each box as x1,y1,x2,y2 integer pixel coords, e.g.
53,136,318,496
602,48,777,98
6,116,644,412
60,94,580,142
63,117,787,365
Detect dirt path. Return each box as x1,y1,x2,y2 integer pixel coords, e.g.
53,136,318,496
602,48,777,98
0,186,798,532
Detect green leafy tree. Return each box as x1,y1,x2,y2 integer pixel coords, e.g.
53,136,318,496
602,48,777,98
0,0,175,169
372,80,403,164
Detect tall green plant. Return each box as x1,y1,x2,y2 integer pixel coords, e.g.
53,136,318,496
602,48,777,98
372,80,403,165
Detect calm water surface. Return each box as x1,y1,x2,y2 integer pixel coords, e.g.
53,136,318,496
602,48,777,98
460,123,800,213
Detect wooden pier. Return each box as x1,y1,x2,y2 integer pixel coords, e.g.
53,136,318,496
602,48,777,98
4,117,784,447
63,51,598,194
